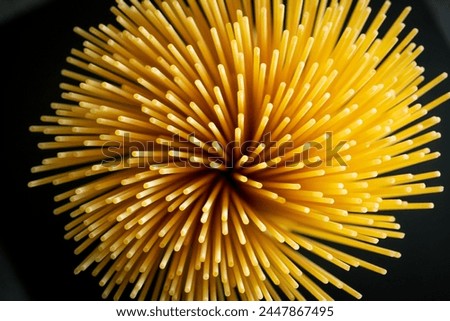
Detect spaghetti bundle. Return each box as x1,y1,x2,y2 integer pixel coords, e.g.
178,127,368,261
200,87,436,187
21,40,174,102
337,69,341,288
29,0,448,300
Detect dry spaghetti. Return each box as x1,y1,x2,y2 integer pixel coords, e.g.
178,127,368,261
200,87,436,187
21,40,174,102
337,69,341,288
30,0,448,300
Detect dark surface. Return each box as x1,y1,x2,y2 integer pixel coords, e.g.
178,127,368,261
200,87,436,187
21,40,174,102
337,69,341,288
0,0,449,301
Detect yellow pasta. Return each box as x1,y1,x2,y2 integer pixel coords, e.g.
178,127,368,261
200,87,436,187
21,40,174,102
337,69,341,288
29,0,448,300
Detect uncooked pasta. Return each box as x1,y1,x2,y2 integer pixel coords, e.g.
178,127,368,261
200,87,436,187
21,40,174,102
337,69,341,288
29,0,448,300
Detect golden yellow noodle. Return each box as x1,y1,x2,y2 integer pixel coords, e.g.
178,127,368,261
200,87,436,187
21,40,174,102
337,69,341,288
29,0,449,300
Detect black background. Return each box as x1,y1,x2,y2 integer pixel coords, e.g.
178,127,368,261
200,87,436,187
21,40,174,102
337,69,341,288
0,0,449,301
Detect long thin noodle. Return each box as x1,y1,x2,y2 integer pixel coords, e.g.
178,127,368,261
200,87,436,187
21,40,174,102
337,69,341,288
30,0,448,300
